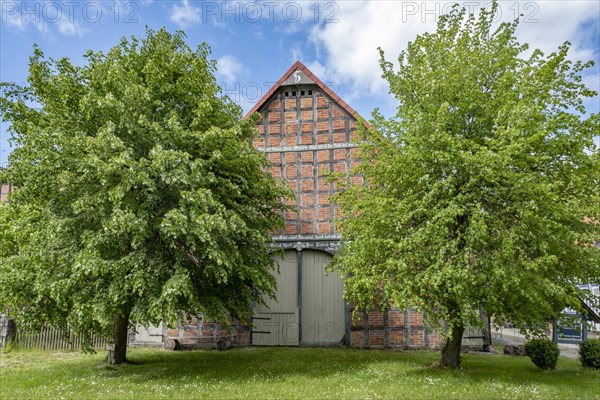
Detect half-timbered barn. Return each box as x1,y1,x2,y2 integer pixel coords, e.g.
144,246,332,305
157,62,454,349
242,61,448,349
245,61,360,347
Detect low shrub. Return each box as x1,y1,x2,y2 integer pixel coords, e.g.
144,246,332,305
524,338,560,370
578,338,600,369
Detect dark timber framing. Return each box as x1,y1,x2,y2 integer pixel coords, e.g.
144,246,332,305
246,62,364,346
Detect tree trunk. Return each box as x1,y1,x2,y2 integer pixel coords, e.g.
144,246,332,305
441,322,464,368
107,308,131,365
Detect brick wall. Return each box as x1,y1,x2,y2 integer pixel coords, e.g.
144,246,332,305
349,306,445,349
253,87,361,236
0,183,12,203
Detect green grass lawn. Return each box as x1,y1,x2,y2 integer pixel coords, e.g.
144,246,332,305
1,347,598,399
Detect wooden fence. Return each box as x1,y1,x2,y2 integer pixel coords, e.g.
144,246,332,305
14,325,109,351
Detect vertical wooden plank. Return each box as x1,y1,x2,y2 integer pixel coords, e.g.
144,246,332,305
297,249,302,343
253,250,299,346
301,250,344,345
303,249,314,343
302,250,315,343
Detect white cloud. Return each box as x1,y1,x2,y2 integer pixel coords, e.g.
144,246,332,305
170,0,200,28
0,3,90,37
56,19,86,37
308,1,600,103
306,60,328,81
308,1,437,98
513,2,598,63
2,6,48,34
290,45,303,64
216,54,244,83
3,9,28,31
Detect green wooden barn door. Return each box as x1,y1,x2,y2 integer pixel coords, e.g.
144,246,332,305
252,250,299,346
301,250,345,345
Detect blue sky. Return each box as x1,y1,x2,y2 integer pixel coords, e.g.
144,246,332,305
1,0,599,166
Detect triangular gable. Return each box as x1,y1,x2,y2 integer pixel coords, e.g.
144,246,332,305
281,68,315,86
243,61,366,123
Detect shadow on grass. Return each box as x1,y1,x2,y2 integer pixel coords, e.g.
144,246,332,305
102,347,586,388
110,347,412,383
409,352,594,391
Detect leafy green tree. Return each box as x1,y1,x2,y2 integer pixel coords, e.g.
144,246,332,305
0,28,288,364
333,4,599,368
